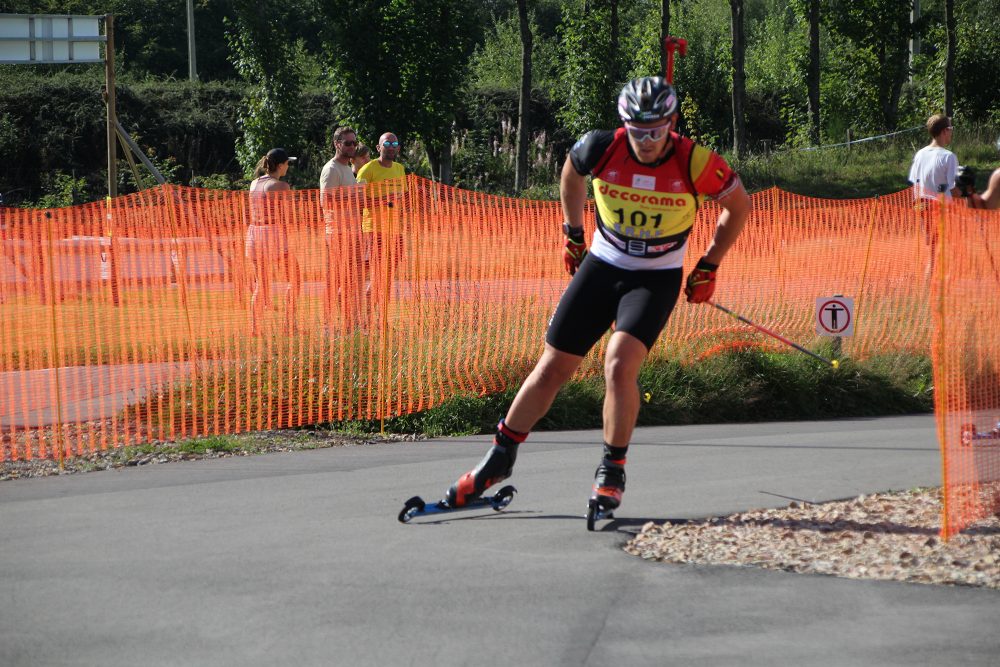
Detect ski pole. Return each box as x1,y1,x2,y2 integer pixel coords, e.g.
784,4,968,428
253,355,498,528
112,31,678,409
707,300,839,369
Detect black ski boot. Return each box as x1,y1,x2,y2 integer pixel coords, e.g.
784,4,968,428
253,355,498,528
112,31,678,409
587,459,626,530
590,460,626,510
444,420,526,508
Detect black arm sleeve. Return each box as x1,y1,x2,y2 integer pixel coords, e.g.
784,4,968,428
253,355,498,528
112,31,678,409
569,130,616,176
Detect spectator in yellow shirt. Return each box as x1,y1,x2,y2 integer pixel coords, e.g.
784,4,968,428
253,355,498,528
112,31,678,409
355,132,407,320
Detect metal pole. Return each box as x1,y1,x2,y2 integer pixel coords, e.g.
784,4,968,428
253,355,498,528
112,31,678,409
187,0,198,82
708,300,839,369
115,120,167,184
104,14,117,198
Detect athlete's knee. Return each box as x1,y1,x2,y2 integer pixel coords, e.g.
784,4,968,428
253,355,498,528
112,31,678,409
604,339,646,387
604,355,641,391
529,355,578,389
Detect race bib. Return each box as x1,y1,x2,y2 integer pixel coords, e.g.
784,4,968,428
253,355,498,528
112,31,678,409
593,178,698,240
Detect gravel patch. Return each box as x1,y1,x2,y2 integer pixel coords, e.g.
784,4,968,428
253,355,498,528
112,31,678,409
625,486,1000,589
1,428,424,481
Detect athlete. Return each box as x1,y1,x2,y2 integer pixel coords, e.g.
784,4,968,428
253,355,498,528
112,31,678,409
441,76,752,512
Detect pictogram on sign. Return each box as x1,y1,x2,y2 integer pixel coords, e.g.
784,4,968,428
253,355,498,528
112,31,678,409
816,296,854,337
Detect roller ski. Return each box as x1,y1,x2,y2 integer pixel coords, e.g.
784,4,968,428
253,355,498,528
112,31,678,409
960,422,1000,447
398,420,525,524
586,460,626,531
397,485,517,523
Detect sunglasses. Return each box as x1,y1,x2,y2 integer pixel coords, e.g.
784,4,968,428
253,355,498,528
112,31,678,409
382,140,400,147
339,140,358,146
624,122,671,143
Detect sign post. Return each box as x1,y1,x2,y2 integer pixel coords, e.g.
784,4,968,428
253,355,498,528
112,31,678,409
816,295,854,357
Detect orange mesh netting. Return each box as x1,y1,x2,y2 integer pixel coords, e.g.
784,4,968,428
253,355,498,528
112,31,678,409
0,176,996,535
930,200,1000,537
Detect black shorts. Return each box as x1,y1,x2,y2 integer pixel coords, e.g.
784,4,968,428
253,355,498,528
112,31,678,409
546,254,683,356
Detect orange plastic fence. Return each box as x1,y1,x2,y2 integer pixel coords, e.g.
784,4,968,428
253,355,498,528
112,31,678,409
0,177,995,534
930,201,1000,537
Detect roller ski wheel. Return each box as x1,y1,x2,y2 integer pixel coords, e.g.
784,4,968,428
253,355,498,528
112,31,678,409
586,498,616,532
397,485,517,524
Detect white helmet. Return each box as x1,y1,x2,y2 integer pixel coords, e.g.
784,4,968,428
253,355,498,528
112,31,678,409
617,76,678,123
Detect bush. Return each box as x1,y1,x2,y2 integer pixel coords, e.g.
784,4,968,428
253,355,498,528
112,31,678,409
0,72,342,206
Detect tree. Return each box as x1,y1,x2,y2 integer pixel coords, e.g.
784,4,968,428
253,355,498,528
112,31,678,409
660,0,671,75
319,0,482,184
806,0,820,144
944,0,955,116
226,0,303,176
515,0,533,192
823,0,912,131
730,0,746,156
557,0,624,137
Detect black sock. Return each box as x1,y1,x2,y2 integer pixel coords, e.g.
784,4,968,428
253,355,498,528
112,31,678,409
602,443,628,465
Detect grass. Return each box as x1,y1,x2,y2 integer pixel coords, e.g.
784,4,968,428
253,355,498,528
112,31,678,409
322,348,933,438
175,435,242,455
733,123,999,199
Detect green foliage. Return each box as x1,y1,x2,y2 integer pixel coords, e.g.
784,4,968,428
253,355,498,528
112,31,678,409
4,0,999,199
953,0,1000,122
469,7,562,93
319,0,483,178
450,86,569,194
669,0,734,146
0,72,344,205
176,435,241,455
29,171,88,208
189,172,245,190
555,0,624,138
731,120,995,197
225,2,305,178
328,350,933,438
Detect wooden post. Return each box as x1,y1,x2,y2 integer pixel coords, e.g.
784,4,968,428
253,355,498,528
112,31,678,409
104,14,117,198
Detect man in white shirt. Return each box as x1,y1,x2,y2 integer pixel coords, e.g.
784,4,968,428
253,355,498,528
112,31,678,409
320,127,359,193
908,115,962,281
319,126,364,330
908,114,960,201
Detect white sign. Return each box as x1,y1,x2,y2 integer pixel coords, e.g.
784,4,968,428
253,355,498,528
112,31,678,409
0,14,104,64
816,296,854,337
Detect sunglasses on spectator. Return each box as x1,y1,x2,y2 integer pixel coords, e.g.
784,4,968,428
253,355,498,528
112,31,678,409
624,122,671,143
382,140,400,147
339,140,358,146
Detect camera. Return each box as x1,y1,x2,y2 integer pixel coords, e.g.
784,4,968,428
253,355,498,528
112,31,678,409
956,165,976,197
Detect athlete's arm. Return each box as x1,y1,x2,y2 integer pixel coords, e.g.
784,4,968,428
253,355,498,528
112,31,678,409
560,156,588,231
700,179,751,266
984,168,1000,210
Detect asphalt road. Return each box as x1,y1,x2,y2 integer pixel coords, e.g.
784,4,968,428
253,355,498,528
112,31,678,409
2,414,997,667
